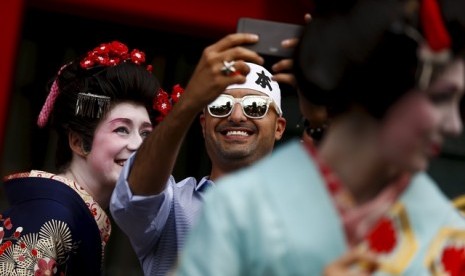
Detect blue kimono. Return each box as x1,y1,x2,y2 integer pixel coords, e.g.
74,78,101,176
0,171,111,275
176,140,465,276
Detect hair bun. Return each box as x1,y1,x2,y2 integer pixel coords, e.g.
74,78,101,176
294,0,416,116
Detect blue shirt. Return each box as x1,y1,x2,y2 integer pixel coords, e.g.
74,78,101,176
110,153,214,275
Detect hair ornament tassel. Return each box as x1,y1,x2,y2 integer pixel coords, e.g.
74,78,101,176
37,63,70,128
75,93,111,119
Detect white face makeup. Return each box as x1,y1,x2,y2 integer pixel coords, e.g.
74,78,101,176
379,59,464,172
86,102,152,187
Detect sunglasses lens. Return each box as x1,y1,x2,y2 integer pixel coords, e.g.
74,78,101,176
208,96,233,117
242,97,269,118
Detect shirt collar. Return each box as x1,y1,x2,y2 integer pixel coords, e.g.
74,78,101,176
195,176,215,192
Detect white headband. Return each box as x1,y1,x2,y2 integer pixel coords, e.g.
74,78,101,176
225,62,282,116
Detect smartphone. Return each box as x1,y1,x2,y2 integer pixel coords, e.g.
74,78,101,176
237,18,304,58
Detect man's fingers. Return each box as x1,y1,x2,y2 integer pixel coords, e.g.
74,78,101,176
272,59,293,73
209,33,259,53
304,13,312,23
281,38,299,49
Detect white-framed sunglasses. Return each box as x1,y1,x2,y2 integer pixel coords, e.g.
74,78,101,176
207,94,280,119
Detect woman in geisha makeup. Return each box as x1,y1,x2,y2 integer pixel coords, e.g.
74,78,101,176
0,41,182,275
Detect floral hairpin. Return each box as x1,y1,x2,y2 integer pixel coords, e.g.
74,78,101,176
153,84,185,123
80,41,149,70
75,41,154,119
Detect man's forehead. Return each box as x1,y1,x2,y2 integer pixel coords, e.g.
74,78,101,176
223,89,267,97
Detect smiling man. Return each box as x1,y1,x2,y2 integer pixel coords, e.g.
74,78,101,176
110,34,286,276
202,63,284,180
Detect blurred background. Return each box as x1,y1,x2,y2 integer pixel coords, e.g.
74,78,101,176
1,0,464,275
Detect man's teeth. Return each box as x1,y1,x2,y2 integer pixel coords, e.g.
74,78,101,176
116,160,126,166
226,130,249,136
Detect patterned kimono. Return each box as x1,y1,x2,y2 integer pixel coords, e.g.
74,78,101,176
177,140,465,276
0,170,111,275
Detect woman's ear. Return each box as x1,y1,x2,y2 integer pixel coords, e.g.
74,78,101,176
68,131,88,157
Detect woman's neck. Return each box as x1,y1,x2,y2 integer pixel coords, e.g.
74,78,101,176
318,113,403,205
58,159,112,209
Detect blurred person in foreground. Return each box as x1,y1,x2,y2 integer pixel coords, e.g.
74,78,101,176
175,0,465,275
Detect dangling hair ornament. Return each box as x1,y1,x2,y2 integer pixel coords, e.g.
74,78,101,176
76,40,152,119
37,63,70,128
153,84,185,123
417,0,452,89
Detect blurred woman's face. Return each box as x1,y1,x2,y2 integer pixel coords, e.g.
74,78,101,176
379,59,464,172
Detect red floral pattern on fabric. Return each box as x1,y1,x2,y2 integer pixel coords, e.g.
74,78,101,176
3,217,12,230
0,218,75,275
441,246,465,276
34,257,57,276
3,170,111,271
365,217,397,253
